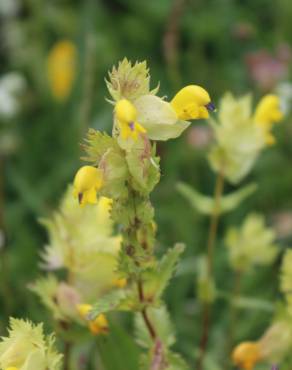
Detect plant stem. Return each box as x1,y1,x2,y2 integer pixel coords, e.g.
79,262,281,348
63,340,72,370
138,279,157,340
228,270,242,354
197,169,225,370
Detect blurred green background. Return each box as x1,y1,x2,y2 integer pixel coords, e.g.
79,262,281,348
1,0,292,368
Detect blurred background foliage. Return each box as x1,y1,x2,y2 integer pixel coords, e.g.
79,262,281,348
1,0,292,368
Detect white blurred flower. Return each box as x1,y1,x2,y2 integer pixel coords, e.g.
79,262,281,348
275,82,292,115
0,0,20,17
0,72,26,119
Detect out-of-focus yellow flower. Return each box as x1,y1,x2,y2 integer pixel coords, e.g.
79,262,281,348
112,277,127,288
254,94,283,145
171,85,214,120
77,304,108,335
47,40,77,102
232,342,261,370
73,166,103,206
5,367,19,370
115,99,146,140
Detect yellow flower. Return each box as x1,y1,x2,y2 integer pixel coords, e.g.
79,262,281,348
171,85,214,120
47,40,77,102
254,94,283,145
232,342,261,370
77,304,109,335
112,277,127,288
115,99,146,140
73,166,103,206
5,368,19,370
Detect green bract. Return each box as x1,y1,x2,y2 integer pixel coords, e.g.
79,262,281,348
134,95,190,141
225,213,278,272
0,318,62,370
208,93,265,184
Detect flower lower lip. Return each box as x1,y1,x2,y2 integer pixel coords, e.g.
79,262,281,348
205,102,216,112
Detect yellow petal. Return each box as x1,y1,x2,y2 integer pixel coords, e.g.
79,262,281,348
171,85,211,120
115,99,137,123
89,314,108,335
232,342,261,370
254,94,283,125
76,304,92,319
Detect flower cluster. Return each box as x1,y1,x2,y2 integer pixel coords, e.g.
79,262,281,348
31,187,122,335
71,59,213,368
0,318,62,370
208,92,283,183
232,246,292,369
225,213,278,272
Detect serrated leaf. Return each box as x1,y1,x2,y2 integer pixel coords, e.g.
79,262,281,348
82,129,120,164
89,290,137,319
134,305,175,349
166,351,189,370
177,182,257,215
143,244,185,301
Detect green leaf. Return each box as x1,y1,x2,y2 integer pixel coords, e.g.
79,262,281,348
177,182,257,215
134,305,175,349
196,256,216,304
126,138,160,195
89,290,137,319
82,129,120,164
166,351,189,370
217,290,275,312
97,321,140,370
143,244,185,301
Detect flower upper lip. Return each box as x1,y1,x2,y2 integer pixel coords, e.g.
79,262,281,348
205,102,216,112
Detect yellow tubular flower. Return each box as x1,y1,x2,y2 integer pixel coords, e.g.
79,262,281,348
115,99,146,140
73,166,103,206
76,304,108,335
47,40,77,102
232,342,261,370
254,94,283,145
112,277,127,288
171,85,215,120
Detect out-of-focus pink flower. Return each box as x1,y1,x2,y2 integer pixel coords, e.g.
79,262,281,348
186,125,213,149
245,44,292,91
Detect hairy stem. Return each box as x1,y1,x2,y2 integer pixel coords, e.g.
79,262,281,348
138,279,157,340
197,169,225,370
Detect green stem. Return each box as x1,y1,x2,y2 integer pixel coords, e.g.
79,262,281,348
127,189,158,342
138,279,157,340
197,169,225,370
228,270,242,355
